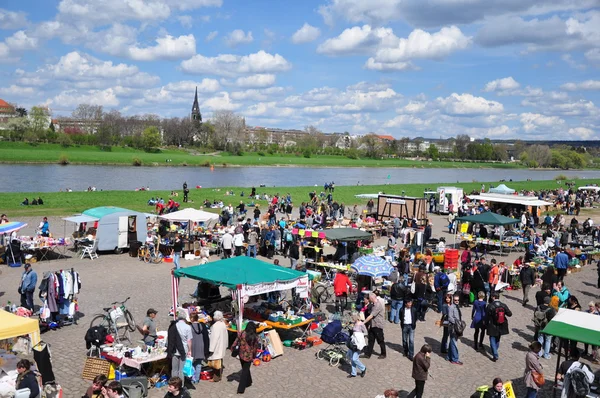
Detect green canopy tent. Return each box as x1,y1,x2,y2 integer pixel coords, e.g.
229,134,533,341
172,257,312,330
455,212,519,258
541,308,600,397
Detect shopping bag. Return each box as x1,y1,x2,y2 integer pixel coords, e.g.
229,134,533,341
183,357,194,378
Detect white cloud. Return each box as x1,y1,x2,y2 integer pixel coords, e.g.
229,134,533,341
291,23,321,44
205,31,218,42
317,25,397,55
520,112,565,132
318,0,597,28
181,50,292,77
163,79,220,93
49,88,120,108
202,92,240,111
568,127,595,139
371,26,471,63
230,87,287,101
384,114,429,128
0,84,35,97
0,43,19,63
43,51,139,80
129,34,196,61
561,80,600,91
168,0,222,11
476,11,600,53
4,30,38,51
364,58,416,71
586,48,600,63
178,15,193,28
224,29,253,47
483,77,520,93
303,105,332,115
245,102,294,117
436,93,504,116
400,101,428,114
234,74,276,88
0,9,28,29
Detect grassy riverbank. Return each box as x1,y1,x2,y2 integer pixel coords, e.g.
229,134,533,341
2,178,598,218
0,142,524,169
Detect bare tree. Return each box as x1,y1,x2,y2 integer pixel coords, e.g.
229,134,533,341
72,104,103,133
525,144,552,167
212,111,245,150
454,134,470,159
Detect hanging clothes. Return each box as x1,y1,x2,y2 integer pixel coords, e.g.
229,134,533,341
46,274,58,313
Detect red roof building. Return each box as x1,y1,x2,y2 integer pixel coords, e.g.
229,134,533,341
376,134,395,141
0,99,16,124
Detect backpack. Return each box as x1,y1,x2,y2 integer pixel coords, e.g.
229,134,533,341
533,306,550,329
285,231,293,242
570,363,591,396
439,272,450,288
494,304,506,324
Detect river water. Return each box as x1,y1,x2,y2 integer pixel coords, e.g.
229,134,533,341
1,164,598,193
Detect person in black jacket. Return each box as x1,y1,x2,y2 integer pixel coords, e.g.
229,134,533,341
389,276,407,324
16,359,39,398
535,284,552,307
400,299,418,360
519,263,537,306
485,293,512,362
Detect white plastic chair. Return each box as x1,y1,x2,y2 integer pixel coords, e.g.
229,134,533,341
80,240,98,260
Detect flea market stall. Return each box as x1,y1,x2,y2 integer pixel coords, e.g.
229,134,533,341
541,308,600,397
455,212,520,256
159,208,220,257
467,193,554,219
173,257,314,343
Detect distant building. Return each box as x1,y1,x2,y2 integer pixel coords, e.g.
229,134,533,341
0,99,17,124
191,87,202,122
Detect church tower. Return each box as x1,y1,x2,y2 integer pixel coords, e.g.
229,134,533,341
191,86,202,122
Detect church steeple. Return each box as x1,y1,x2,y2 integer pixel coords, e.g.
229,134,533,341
191,86,202,122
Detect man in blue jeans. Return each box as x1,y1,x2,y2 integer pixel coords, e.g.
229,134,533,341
19,264,37,310
389,277,407,324
485,292,512,362
446,294,463,365
434,267,449,313
400,299,417,360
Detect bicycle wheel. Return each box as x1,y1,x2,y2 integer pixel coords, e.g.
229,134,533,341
137,247,145,261
124,309,136,332
144,251,151,264
316,349,325,360
330,356,340,366
315,284,331,304
153,253,163,264
90,314,108,329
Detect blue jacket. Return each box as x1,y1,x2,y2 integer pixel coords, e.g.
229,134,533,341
21,269,38,292
471,300,487,328
554,252,569,269
434,272,450,290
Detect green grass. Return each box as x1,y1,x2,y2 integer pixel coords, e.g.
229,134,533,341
0,142,525,169
3,178,598,217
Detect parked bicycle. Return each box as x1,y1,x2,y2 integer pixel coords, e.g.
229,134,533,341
90,297,136,342
138,245,163,264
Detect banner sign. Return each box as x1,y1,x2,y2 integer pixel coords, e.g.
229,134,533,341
241,276,309,297
386,198,405,204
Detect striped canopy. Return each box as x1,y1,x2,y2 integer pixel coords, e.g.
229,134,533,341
0,222,27,235
351,255,393,277
541,308,600,347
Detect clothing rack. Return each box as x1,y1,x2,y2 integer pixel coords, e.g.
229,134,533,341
39,267,81,327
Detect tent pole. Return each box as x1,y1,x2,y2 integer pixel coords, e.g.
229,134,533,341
236,286,244,335
553,338,562,398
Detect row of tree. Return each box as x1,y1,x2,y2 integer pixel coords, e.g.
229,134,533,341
0,105,593,168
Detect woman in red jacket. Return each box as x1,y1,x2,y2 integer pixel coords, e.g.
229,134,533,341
334,270,352,314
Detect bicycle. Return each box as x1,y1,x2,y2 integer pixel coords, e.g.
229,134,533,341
279,293,310,314
313,282,332,308
90,297,136,343
138,245,163,264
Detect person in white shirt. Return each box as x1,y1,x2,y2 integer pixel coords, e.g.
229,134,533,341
233,231,245,256
208,311,229,382
221,230,233,258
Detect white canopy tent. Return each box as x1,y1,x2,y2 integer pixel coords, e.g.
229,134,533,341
159,208,219,226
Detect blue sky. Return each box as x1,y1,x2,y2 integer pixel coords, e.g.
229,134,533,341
0,0,599,139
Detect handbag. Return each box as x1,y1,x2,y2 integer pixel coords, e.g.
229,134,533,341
346,339,359,352
231,340,240,358
183,357,194,378
531,370,545,387
453,320,467,337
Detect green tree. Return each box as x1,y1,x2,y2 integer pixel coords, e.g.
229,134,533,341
142,126,162,150
426,144,439,160
29,106,50,141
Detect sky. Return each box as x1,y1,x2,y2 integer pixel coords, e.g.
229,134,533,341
0,0,599,140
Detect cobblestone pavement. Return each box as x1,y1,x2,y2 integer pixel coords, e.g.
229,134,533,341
1,214,598,398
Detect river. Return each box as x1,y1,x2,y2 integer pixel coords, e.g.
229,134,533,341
1,164,598,193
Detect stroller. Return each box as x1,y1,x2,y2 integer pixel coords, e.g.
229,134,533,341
6,239,24,267
315,320,350,366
